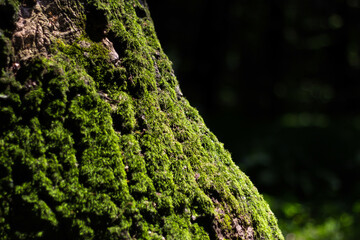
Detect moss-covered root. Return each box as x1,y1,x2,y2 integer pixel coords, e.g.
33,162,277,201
0,0,284,239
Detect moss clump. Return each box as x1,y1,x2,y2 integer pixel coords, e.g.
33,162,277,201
0,0,284,239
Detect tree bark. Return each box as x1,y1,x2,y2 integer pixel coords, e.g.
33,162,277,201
0,0,284,239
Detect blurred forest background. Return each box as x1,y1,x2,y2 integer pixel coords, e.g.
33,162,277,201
148,0,360,239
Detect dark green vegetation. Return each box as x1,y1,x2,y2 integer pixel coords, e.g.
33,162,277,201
0,0,283,239
149,1,360,239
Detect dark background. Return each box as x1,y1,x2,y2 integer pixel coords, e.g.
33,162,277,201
148,1,360,239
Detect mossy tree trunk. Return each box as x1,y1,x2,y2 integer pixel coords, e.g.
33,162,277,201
0,0,284,239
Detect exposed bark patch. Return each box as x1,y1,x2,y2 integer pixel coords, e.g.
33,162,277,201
212,197,254,240
12,0,81,62
107,30,127,61
102,37,120,64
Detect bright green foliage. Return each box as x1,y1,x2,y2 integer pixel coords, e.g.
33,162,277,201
0,0,283,239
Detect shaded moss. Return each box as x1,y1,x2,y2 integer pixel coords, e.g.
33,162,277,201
0,0,284,239
0,0,19,32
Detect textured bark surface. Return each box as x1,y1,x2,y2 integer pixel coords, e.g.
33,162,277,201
0,0,284,239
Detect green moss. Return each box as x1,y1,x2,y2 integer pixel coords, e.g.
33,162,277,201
0,0,284,239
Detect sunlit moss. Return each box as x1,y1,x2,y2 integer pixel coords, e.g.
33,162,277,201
0,0,283,239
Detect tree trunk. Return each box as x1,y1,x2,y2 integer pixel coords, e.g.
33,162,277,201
0,0,284,239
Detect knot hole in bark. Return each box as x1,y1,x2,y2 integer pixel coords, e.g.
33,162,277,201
85,6,108,42
134,2,147,19
22,0,37,8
